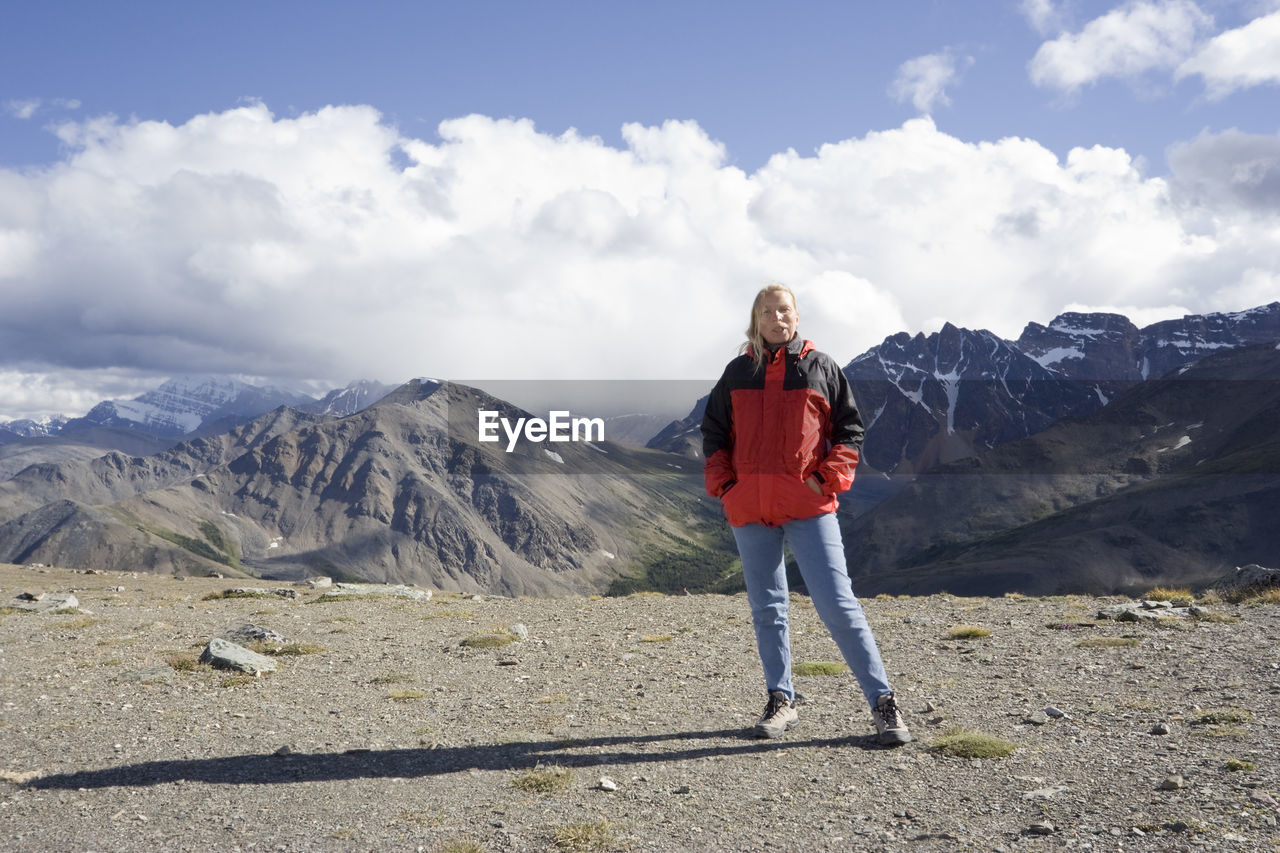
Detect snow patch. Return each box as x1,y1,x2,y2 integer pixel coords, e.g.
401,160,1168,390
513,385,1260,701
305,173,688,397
1093,385,1109,405
599,550,616,560
1031,346,1085,368
584,442,608,454
543,449,564,464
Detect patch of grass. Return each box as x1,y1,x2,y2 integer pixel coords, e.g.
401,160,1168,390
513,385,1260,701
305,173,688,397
1223,757,1256,772
425,608,476,620
388,689,425,700
794,661,849,677
553,819,617,851
460,632,516,649
1196,726,1249,739
438,840,486,853
202,589,273,601
930,728,1018,759
1076,637,1141,648
1145,586,1194,605
1219,585,1280,605
370,671,415,685
1191,609,1241,623
58,616,99,629
220,674,255,688
100,657,122,667
251,609,279,616
639,634,672,643
305,593,379,604
1190,707,1253,726
165,653,201,672
513,766,573,794
537,693,571,704
0,606,22,616
945,625,992,639
393,809,439,827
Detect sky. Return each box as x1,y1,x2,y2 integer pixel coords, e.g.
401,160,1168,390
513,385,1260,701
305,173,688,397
2,0,1280,421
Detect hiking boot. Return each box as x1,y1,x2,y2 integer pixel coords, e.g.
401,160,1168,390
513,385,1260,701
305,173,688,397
873,692,912,746
753,690,797,739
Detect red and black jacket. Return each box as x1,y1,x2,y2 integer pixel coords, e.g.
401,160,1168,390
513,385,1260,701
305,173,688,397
701,336,864,527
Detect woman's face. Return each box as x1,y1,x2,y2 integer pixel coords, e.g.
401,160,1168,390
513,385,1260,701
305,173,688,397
758,291,798,347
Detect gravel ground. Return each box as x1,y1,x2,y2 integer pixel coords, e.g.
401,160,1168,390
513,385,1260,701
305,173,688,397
2,562,1278,852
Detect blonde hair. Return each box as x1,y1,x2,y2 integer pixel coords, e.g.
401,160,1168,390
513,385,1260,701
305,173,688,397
739,282,799,365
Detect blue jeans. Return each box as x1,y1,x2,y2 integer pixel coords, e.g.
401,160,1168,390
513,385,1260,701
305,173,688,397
732,512,892,710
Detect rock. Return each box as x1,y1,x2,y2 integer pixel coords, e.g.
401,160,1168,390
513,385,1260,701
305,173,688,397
1042,706,1068,719
1158,775,1187,791
220,624,288,646
322,583,432,601
672,785,691,794
198,638,277,675
1149,722,1170,735
303,576,333,588
509,623,529,641
598,777,618,792
1024,711,1050,726
274,745,296,757
1027,821,1055,835
223,587,298,599
1022,786,1068,800
8,592,79,613
1232,564,1280,588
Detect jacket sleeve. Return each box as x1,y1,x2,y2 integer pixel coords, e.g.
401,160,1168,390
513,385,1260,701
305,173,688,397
814,359,863,495
700,375,736,498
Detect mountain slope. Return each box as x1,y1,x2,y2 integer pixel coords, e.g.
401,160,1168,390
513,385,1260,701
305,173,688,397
842,343,1280,595
0,381,719,595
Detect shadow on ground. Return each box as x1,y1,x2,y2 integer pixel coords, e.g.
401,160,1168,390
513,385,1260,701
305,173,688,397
28,728,890,790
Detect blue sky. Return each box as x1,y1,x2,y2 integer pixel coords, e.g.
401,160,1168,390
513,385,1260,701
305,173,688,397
2,0,1280,419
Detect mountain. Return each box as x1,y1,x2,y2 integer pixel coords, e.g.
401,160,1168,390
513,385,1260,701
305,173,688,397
841,343,1280,596
649,302,1280,477
61,375,315,439
0,381,719,595
297,380,394,417
0,415,69,442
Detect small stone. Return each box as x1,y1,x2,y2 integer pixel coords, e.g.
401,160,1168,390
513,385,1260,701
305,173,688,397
1159,775,1187,791
274,745,296,757
198,638,277,675
598,777,617,792
921,701,936,713
672,785,690,794
1025,711,1051,726
1042,706,1067,718
1028,821,1055,835
1168,820,1190,833
509,623,529,641
1150,722,1170,735
304,576,333,588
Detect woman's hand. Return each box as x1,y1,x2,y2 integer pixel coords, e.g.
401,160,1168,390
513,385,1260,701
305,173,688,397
805,476,823,495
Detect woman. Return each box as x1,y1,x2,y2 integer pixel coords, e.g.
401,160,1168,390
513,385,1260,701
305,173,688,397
701,283,910,746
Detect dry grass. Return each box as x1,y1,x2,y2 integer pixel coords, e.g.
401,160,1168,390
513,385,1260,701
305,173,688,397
639,634,672,643
1191,707,1253,726
1223,757,1256,772
164,652,201,672
1076,637,1140,649
513,766,573,794
553,819,618,851
370,671,415,685
945,625,992,640
793,661,848,676
1144,587,1194,605
388,688,425,700
930,729,1018,759
460,632,516,649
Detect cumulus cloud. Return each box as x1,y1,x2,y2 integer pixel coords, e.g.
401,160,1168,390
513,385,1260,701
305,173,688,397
0,103,1274,418
1176,9,1280,97
5,99,42,120
1020,0,1062,35
889,50,973,114
1029,0,1214,91
1168,126,1280,211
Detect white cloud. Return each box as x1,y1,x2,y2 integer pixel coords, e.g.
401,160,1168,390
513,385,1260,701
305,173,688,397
1020,0,1061,35
5,99,42,120
0,104,1274,417
1176,10,1280,96
1029,0,1214,91
889,50,973,113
